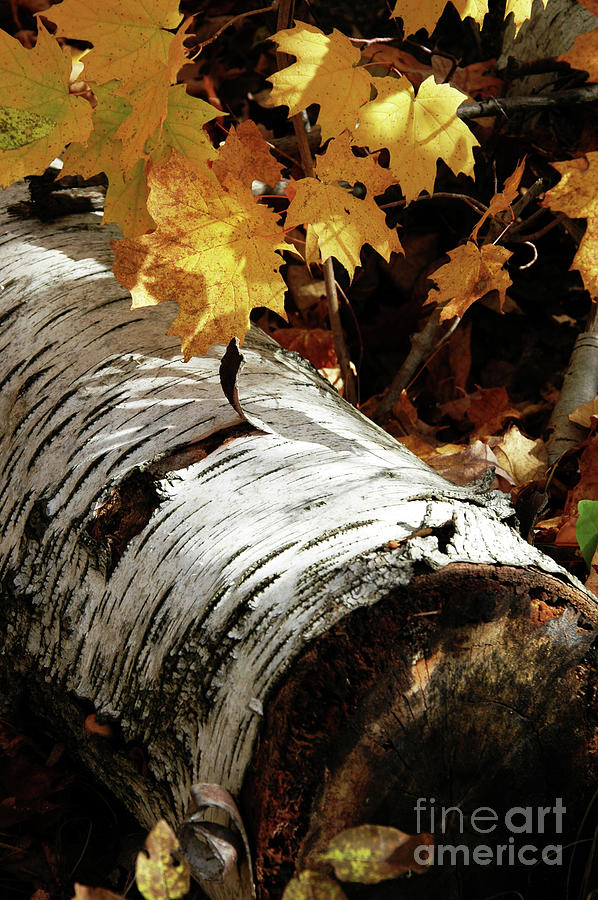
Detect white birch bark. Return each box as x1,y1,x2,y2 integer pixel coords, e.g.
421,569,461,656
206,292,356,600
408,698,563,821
0,182,595,898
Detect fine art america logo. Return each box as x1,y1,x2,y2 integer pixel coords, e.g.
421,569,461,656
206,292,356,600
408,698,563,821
413,797,565,866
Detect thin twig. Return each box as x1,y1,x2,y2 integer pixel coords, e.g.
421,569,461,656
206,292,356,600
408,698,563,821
276,0,357,404
190,2,278,59
458,85,598,120
268,86,598,159
514,212,566,243
483,177,546,243
373,313,460,423
323,260,357,403
380,192,488,214
373,180,548,423
516,241,538,270
347,36,398,44
335,279,364,403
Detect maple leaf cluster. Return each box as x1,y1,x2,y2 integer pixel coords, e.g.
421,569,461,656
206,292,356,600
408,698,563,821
4,0,591,360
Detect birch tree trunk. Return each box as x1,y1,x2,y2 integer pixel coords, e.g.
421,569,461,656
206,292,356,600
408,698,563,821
1,181,597,900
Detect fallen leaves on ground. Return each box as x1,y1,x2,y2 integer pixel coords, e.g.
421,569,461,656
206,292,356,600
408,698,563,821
492,425,548,485
282,870,347,900
569,396,598,428
271,328,338,369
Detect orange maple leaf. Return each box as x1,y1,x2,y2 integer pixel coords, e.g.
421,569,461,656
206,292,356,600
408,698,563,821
271,328,338,369
287,133,402,278
0,23,91,188
46,0,189,171
353,75,478,203
542,153,598,297
391,0,488,37
147,84,220,171
470,158,526,241
429,241,512,320
212,119,285,189
266,22,372,141
63,82,219,237
112,149,288,359
559,26,598,83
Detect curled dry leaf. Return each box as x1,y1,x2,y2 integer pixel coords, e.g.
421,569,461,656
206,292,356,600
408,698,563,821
470,158,526,241
569,396,598,429
319,825,433,884
426,440,511,487
181,783,255,896
492,425,548,486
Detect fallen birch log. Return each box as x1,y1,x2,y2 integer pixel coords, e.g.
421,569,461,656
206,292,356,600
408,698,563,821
1,180,597,900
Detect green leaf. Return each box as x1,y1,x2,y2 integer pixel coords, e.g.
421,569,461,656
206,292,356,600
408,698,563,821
576,499,598,569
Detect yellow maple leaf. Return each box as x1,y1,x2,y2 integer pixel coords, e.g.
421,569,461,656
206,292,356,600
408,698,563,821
428,241,512,320
391,0,488,37
115,26,190,171
46,0,188,171
287,133,402,277
315,132,398,197
0,23,91,188
112,149,288,359
266,22,372,142
62,83,219,237
559,28,598,82
212,119,285,188
542,153,598,297
471,158,526,241
62,83,154,237
46,0,184,84
353,75,478,203
504,0,548,34
148,84,220,170
136,820,189,900
493,425,547,485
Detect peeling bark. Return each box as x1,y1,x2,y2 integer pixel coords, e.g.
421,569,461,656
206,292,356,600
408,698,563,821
0,182,597,900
